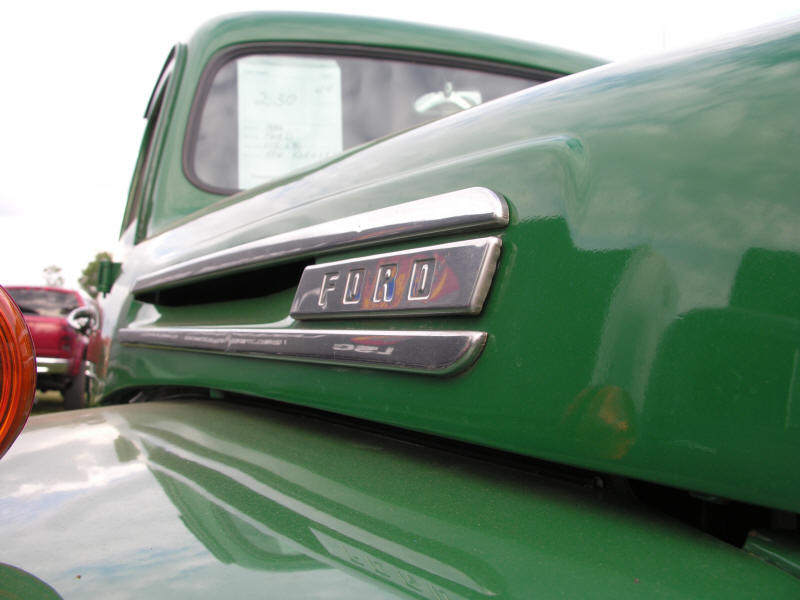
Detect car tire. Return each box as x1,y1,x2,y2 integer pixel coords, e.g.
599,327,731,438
63,369,88,410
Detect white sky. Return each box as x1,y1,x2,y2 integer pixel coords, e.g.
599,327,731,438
1,0,798,290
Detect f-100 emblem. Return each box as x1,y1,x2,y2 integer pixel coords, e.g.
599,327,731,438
291,237,501,319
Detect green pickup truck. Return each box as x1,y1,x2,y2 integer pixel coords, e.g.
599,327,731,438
1,12,799,598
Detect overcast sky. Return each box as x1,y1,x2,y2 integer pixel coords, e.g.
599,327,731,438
1,0,798,290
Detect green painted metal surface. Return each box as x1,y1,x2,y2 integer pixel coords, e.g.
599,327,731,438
746,530,800,579
1,400,799,598
99,13,800,524
0,564,61,600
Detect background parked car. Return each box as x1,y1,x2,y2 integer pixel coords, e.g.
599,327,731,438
4,286,100,409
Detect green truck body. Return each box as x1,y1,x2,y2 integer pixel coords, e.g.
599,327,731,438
2,12,799,598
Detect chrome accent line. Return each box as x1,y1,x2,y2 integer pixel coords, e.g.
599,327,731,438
133,187,508,295
291,237,502,319
36,357,70,375
119,327,487,375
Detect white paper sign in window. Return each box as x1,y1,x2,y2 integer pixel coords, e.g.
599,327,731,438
237,56,343,189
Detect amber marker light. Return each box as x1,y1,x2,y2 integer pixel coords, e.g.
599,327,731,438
0,286,36,458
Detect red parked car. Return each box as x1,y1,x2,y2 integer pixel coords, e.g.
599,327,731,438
5,286,100,409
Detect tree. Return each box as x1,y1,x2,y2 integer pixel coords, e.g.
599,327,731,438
79,251,113,298
42,265,64,287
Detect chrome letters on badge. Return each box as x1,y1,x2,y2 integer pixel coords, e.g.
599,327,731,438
291,237,501,319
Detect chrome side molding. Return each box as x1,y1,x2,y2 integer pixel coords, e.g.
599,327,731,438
119,327,487,375
134,187,508,295
291,237,501,319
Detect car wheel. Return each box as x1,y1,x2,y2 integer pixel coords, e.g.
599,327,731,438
62,369,88,410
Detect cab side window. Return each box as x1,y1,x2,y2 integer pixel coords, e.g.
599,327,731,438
186,50,547,194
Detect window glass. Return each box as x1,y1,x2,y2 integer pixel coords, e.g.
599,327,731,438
190,53,542,192
8,289,81,317
122,48,176,236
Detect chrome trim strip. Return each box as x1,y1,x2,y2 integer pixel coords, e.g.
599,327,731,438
119,327,486,375
133,187,508,295
291,237,502,319
36,357,70,375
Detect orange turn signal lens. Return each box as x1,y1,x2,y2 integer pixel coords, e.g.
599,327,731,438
0,286,36,458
